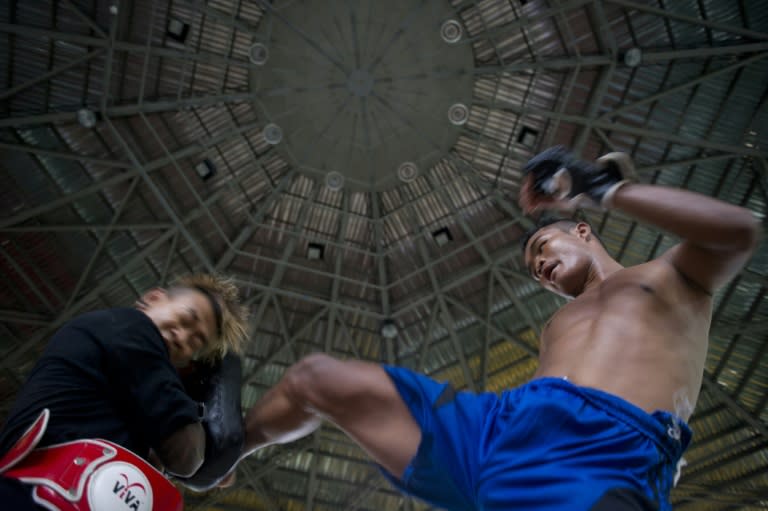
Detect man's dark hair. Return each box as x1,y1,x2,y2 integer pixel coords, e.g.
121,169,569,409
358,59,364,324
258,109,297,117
520,215,581,256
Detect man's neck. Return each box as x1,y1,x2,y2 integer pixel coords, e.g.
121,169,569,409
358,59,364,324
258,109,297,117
582,256,624,294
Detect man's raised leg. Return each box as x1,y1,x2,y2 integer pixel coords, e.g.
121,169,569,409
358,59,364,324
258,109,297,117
243,353,420,478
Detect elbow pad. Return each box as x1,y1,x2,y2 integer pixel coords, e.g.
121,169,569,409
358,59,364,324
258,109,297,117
177,353,244,492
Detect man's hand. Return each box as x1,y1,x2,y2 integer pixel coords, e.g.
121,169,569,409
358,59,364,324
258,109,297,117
519,173,565,214
519,147,635,214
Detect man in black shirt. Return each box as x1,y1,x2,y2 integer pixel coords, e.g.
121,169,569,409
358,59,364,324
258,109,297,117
0,273,249,511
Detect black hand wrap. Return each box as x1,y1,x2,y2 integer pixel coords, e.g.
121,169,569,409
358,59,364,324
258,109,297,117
524,146,632,209
177,353,244,492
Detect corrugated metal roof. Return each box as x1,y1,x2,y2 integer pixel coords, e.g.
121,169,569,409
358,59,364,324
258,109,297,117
1,0,766,509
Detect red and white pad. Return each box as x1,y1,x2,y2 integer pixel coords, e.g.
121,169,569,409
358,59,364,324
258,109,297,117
1,409,183,511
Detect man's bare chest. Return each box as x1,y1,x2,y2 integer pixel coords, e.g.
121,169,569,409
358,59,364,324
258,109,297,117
543,266,700,342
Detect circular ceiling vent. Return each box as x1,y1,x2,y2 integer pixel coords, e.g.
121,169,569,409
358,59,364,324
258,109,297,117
623,47,642,67
448,103,469,126
263,123,282,145
440,20,462,43
380,319,398,339
397,161,418,183
325,171,344,191
249,42,269,65
77,108,97,128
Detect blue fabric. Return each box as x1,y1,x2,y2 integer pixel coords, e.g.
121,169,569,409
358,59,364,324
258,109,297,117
381,366,691,511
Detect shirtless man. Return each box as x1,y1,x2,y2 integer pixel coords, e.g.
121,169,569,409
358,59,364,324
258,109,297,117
518,148,758,418
238,149,760,511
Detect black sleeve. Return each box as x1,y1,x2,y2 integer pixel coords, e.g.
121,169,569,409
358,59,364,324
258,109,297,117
103,310,201,448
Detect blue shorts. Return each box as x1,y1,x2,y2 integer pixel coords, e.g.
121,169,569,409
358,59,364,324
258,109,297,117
381,366,692,511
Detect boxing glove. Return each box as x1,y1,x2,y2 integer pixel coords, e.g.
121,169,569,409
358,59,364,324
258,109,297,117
523,146,635,210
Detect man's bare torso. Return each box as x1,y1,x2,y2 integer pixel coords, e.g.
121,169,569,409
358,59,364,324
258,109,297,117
534,254,712,420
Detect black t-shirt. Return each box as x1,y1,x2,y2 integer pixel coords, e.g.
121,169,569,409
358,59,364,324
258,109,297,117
0,308,200,459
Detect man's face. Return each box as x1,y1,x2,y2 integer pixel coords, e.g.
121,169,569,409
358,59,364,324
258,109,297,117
139,288,217,367
524,224,594,298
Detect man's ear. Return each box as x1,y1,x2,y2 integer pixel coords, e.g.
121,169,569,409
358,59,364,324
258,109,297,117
137,288,168,309
575,222,592,240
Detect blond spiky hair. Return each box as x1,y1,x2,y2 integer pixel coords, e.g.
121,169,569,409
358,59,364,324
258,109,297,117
170,273,249,361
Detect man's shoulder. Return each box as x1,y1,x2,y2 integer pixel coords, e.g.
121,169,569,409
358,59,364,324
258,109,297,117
65,308,162,348
613,254,711,299
616,256,677,279
68,307,148,328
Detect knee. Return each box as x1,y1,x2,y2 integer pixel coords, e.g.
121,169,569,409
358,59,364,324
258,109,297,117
282,353,343,411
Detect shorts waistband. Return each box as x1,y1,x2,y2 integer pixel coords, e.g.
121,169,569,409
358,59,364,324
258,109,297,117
524,377,692,462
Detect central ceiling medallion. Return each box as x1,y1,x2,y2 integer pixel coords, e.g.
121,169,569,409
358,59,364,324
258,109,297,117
250,1,475,191
347,69,375,97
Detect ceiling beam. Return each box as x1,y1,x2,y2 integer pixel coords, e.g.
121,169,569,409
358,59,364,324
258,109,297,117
324,194,351,355
60,176,141,312
0,141,131,168
0,23,258,68
372,191,394,363
0,92,255,128
244,306,329,386
473,100,766,158
476,43,768,79
602,52,768,121
606,0,768,41
0,120,262,229
0,48,104,102
403,197,476,391
700,376,768,440
103,116,215,272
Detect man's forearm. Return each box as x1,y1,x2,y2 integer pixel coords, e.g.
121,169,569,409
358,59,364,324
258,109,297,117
611,183,760,252
157,422,206,478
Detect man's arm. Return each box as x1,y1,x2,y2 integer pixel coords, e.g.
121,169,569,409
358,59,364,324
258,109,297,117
611,182,760,293
104,310,209,477
155,422,206,478
520,149,761,294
